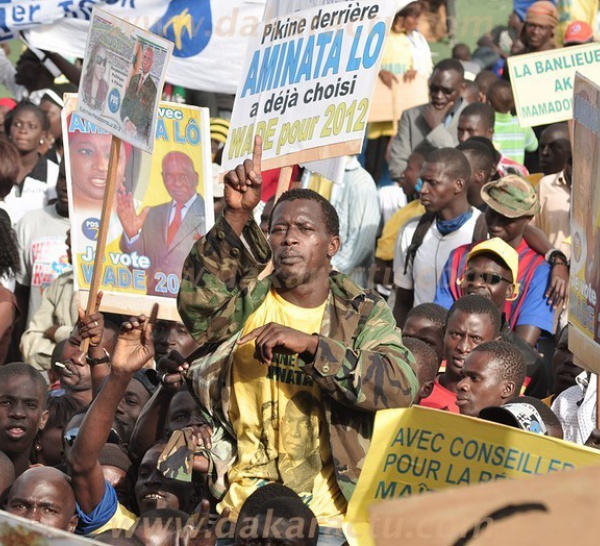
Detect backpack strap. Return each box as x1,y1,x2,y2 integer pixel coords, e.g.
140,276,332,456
403,212,436,275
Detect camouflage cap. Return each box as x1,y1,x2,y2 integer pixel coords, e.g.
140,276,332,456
481,175,540,218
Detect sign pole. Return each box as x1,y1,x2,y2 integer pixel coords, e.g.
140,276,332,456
80,135,122,352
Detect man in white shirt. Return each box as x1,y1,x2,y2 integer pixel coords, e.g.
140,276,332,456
117,151,206,297
393,147,482,326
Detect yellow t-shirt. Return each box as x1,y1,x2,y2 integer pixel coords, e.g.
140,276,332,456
220,289,347,527
368,31,413,140
375,200,426,261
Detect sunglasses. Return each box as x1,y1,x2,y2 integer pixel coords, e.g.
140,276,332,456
463,271,512,285
95,55,107,67
64,426,120,446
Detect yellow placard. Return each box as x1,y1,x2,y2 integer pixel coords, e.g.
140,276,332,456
569,72,600,373
344,406,600,546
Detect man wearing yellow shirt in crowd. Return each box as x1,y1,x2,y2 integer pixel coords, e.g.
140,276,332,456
374,145,432,295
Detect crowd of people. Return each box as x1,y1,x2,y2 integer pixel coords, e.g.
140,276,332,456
0,0,597,544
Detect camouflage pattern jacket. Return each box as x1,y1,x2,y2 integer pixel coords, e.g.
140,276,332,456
178,214,418,501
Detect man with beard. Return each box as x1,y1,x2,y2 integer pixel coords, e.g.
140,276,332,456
177,137,417,544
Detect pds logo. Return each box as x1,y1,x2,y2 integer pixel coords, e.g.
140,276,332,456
83,218,101,241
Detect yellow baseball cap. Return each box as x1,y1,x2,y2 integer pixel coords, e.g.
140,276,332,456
466,237,519,286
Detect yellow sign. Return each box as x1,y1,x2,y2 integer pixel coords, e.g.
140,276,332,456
569,72,600,373
508,43,600,127
344,406,600,546
64,95,214,320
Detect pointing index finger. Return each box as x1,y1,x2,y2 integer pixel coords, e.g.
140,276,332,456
252,135,263,174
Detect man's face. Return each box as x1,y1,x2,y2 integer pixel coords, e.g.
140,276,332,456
399,153,424,197
0,376,47,456
165,390,206,439
114,378,151,444
282,400,317,461
461,254,514,309
7,472,77,532
141,47,154,75
485,208,530,247
419,162,460,214
456,351,511,417
538,128,571,175
443,310,497,381
429,69,463,110
457,115,492,143
59,331,91,393
135,445,193,514
154,320,199,363
524,21,554,50
162,152,198,204
269,199,339,290
403,316,444,363
69,131,127,202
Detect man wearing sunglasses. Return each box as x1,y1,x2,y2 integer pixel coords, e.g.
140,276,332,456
457,238,550,398
435,175,555,350
389,58,467,181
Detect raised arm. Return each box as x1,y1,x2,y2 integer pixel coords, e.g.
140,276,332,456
67,306,157,514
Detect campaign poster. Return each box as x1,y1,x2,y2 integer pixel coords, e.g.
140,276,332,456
64,95,213,320
76,7,173,153
222,0,396,171
508,43,600,127
344,407,600,546
569,72,600,373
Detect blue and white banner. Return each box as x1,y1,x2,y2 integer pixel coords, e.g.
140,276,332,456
13,0,267,93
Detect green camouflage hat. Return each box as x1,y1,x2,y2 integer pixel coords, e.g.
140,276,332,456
481,175,540,218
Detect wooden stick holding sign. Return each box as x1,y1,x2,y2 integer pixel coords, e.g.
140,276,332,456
80,136,122,353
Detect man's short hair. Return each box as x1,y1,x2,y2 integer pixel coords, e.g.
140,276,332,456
426,148,471,184
0,140,20,199
433,58,465,79
458,139,495,176
0,363,48,406
472,340,526,389
460,102,495,131
403,337,439,384
269,188,340,236
474,70,499,94
406,303,448,332
447,295,501,336
412,143,437,162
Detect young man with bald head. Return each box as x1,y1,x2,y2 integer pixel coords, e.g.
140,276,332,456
7,466,78,532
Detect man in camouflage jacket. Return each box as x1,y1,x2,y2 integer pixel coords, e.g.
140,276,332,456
177,138,418,507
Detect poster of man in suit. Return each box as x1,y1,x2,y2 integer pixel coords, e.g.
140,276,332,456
76,9,173,154
116,150,206,296
64,98,214,320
